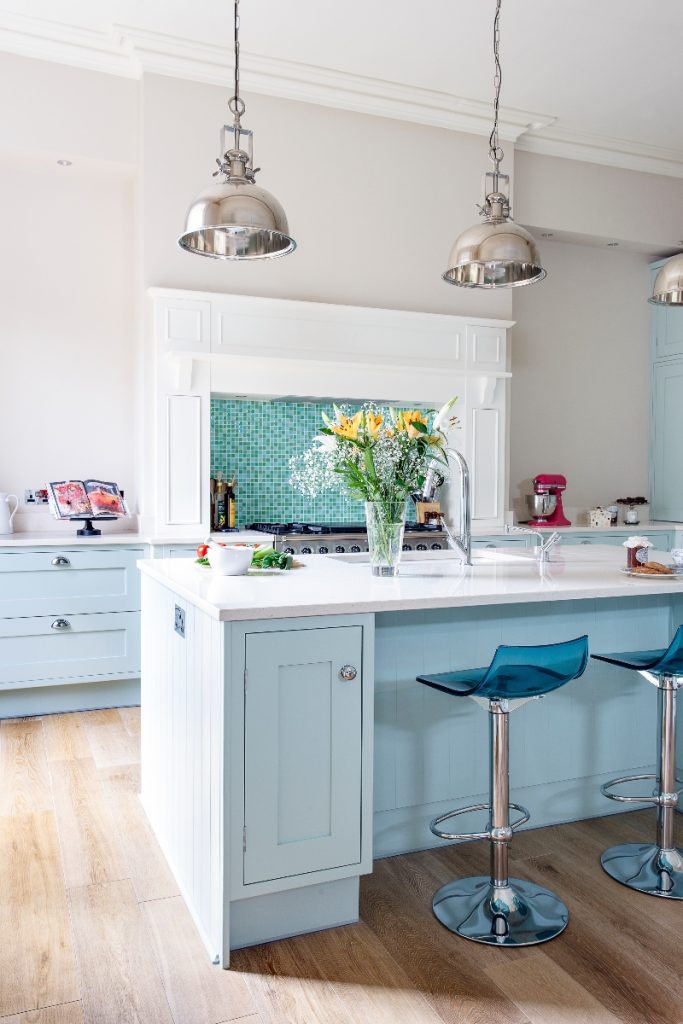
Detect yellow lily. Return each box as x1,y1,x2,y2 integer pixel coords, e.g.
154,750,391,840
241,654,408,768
396,409,430,438
366,412,383,438
330,410,363,441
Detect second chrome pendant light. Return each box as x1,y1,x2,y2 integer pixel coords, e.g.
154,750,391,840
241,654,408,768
178,0,295,261
443,0,545,289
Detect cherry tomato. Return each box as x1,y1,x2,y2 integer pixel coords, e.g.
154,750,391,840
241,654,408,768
196,543,209,559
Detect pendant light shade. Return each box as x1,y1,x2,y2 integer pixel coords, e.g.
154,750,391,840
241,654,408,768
179,174,295,260
444,0,545,290
179,0,295,261
443,216,545,288
649,254,683,305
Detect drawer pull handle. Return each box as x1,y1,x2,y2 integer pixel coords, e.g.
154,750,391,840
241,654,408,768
51,556,71,567
339,664,357,681
51,619,71,631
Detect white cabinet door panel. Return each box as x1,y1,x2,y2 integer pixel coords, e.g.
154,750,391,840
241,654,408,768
244,626,363,885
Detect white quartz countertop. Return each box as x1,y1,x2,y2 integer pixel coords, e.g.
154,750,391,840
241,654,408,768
0,530,264,548
137,545,683,622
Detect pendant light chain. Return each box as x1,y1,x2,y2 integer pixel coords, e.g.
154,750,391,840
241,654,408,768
228,0,245,125
488,0,504,173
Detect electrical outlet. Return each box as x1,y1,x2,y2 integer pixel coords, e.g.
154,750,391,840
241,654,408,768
24,489,49,505
174,605,185,638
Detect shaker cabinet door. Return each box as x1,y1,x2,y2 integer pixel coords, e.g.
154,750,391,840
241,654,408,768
652,360,683,520
243,626,363,885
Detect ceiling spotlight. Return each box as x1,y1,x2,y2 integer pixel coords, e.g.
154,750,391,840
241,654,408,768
57,159,72,167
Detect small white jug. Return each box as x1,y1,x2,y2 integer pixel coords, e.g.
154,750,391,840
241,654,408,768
0,493,18,534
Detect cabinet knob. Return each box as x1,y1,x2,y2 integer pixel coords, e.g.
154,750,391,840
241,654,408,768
51,556,71,567
51,618,71,631
339,664,357,681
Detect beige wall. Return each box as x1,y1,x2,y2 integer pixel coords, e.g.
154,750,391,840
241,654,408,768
510,240,651,517
0,152,137,521
0,53,675,527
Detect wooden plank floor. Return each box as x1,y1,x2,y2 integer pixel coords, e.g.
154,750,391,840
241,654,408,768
1,709,681,1024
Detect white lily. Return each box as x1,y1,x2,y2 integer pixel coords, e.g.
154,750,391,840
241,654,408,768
313,433,337,451
433,396,459,433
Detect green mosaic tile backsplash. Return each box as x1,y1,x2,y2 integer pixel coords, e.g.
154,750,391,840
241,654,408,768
211,398,368,525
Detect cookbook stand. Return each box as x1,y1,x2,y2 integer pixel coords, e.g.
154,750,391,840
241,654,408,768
69,516,117,537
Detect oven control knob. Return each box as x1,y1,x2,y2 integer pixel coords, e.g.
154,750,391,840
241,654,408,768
283,546,295,555
335,545,345,553
318,545,329,554
431,542,442,550
417,543,427,551
301,546,313,555
350,545,361,553
402,544,412,551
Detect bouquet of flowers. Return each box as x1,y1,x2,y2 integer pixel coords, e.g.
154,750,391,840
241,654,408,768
290,397,459,575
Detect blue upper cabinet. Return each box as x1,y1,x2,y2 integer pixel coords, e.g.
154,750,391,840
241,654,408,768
651,260,683,360
650,259,683,520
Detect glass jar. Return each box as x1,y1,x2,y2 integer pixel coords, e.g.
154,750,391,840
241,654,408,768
365,501,406,577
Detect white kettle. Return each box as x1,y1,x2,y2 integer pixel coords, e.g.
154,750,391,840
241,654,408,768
0,493,18,534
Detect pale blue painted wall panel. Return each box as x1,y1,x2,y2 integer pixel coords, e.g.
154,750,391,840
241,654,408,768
374,594,678,854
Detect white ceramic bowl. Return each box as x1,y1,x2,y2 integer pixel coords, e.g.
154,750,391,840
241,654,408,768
206,543,253,576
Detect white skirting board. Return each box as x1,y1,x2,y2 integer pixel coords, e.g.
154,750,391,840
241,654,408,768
0,678,140,719
230,877,359,951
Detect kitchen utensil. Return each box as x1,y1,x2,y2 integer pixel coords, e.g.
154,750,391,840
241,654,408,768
526,474,571,528
0,493,18,534
207,543,253,575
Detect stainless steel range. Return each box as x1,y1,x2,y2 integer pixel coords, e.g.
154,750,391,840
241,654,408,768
247,521,449,555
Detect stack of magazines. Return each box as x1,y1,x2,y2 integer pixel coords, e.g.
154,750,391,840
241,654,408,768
47,480,129,520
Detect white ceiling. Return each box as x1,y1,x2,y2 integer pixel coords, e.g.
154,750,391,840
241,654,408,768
2,0,683,175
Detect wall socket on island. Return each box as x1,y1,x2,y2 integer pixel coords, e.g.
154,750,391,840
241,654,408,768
24,489,49,505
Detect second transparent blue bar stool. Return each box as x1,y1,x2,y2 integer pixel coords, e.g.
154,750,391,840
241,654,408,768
592,625,683,898
417,635,589,946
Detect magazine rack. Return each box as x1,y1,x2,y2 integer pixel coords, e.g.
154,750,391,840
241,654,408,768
69,516,117,537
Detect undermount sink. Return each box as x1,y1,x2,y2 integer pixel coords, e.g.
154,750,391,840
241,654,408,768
330,548,534,570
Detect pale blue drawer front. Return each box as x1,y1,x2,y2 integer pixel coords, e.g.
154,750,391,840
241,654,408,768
563,532,674,549
243,625,363,885
0,548,143,617
0,611,140,687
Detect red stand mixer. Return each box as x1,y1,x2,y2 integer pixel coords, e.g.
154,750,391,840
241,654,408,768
526,474,571,527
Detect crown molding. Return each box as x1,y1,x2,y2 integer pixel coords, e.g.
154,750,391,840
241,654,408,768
516,125,683,180
1,12,682,178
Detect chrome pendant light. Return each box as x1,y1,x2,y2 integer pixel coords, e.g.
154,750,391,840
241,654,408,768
443,0,545,289
649,254,683,305
178,0,295,260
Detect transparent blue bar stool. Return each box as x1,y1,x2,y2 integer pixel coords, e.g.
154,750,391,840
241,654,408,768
592,625,683,898
417,635,589,946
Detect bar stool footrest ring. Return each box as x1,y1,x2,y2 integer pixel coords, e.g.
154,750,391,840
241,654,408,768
600,773,663,805
430,801,531,842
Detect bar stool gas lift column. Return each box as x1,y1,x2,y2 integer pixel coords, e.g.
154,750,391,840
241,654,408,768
592,625,683,898
417,636,589,946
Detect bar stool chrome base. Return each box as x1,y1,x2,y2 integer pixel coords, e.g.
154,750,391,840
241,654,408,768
433,875,568,946
600,842,683,899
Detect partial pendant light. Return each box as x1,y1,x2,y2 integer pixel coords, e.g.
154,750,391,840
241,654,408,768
649,254,683,305
443,0,545,289
178,0,295,260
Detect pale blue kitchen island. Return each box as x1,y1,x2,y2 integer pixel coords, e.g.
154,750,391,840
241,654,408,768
138,545,683,966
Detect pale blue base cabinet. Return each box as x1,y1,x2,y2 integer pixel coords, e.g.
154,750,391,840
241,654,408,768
0,545,144,718
140,574,374,967
140,571,683,967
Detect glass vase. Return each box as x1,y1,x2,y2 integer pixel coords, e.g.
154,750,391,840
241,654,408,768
365,501,406,577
